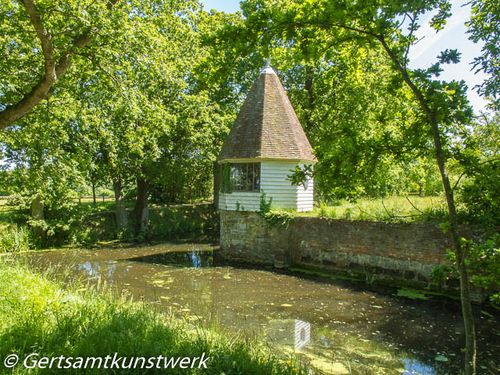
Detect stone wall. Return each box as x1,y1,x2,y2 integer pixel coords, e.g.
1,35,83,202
220,211,289,266
219,211,452,285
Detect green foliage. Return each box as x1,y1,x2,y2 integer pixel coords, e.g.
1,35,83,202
467,0,500,109
0,225,31,253
396,289,429,301
8,195,116,248
0,260,305,374
466,235,500,293
0,0,233,240
147,204,219,242
263,210,295,228
431,262,455,284
459,161,499,228
287,165,313,189
229,0,469,201
220,163,232,194
258,192,294,227
433,236,500,306
259,192,273,216
457,112,500,229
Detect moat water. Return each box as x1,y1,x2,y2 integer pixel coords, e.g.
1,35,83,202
24,243,499,374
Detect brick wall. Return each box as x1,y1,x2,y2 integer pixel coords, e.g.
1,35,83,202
219,211,452,284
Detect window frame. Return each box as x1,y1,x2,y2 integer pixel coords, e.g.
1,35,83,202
221,162,261,193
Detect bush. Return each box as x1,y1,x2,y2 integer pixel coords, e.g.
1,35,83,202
466,235,500,305
146,204,219,242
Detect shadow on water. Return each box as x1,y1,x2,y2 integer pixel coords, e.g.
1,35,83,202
23,244,499,375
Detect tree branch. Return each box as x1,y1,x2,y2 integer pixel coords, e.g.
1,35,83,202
0,0,120,130
21,0,56,83
405,195,424,214
376,35,434,124
403,12,418,68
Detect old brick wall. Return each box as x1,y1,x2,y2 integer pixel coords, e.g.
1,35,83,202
219,211,451,283
290,217,450,282
220,211,290,266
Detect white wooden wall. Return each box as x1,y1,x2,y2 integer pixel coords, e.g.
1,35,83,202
296,174,314,211
218,192,261,211
218,161,314,212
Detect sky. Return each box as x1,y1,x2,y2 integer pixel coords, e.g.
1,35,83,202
199,0,489,113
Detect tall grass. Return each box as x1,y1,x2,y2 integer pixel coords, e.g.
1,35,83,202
0,225,31,253
308,196,447,222
0,259,304,374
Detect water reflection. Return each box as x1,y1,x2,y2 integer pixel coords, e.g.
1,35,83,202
295,320,311,350
24,244,499,374
402,358,435,375
130,250,214,268
78,261,117,280
266,319,311,350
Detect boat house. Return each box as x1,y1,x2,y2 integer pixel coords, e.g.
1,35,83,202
218,63,316,212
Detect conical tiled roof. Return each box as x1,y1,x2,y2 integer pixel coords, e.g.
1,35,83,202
218,65,316,162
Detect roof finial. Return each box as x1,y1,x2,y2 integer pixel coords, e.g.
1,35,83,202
260,57,274,75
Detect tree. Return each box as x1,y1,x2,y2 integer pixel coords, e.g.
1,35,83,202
0,91,89,244
63,0,232,236
270,43,435,200
458,112,499,229
204,10,439,201
68,0,207,235
237,0,478,373
1,0,225,239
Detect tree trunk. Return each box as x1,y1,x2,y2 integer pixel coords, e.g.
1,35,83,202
377,37,477,375
213,161,220,209
113,179,127,230
133,175,149,236
418,182,424,197
92,180,97,206
429,117,476,375
30,194,45,238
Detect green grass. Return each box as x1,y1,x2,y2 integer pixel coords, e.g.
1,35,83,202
395,288,430,300
0,259,304,374
0,225,31,253
301,196,447,222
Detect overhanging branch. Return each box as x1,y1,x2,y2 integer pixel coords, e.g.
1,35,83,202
0,0,120,130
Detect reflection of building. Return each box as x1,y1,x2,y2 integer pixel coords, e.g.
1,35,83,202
294,319,311,350
266,319,311,350
78,261,117,280
217,62,316,212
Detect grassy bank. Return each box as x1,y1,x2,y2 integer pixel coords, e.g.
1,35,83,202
0,259,303,374
302,196,447,222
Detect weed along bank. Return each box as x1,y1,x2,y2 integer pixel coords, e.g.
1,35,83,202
217,64,452,289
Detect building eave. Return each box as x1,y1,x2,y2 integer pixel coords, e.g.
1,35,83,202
218,157,317,164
